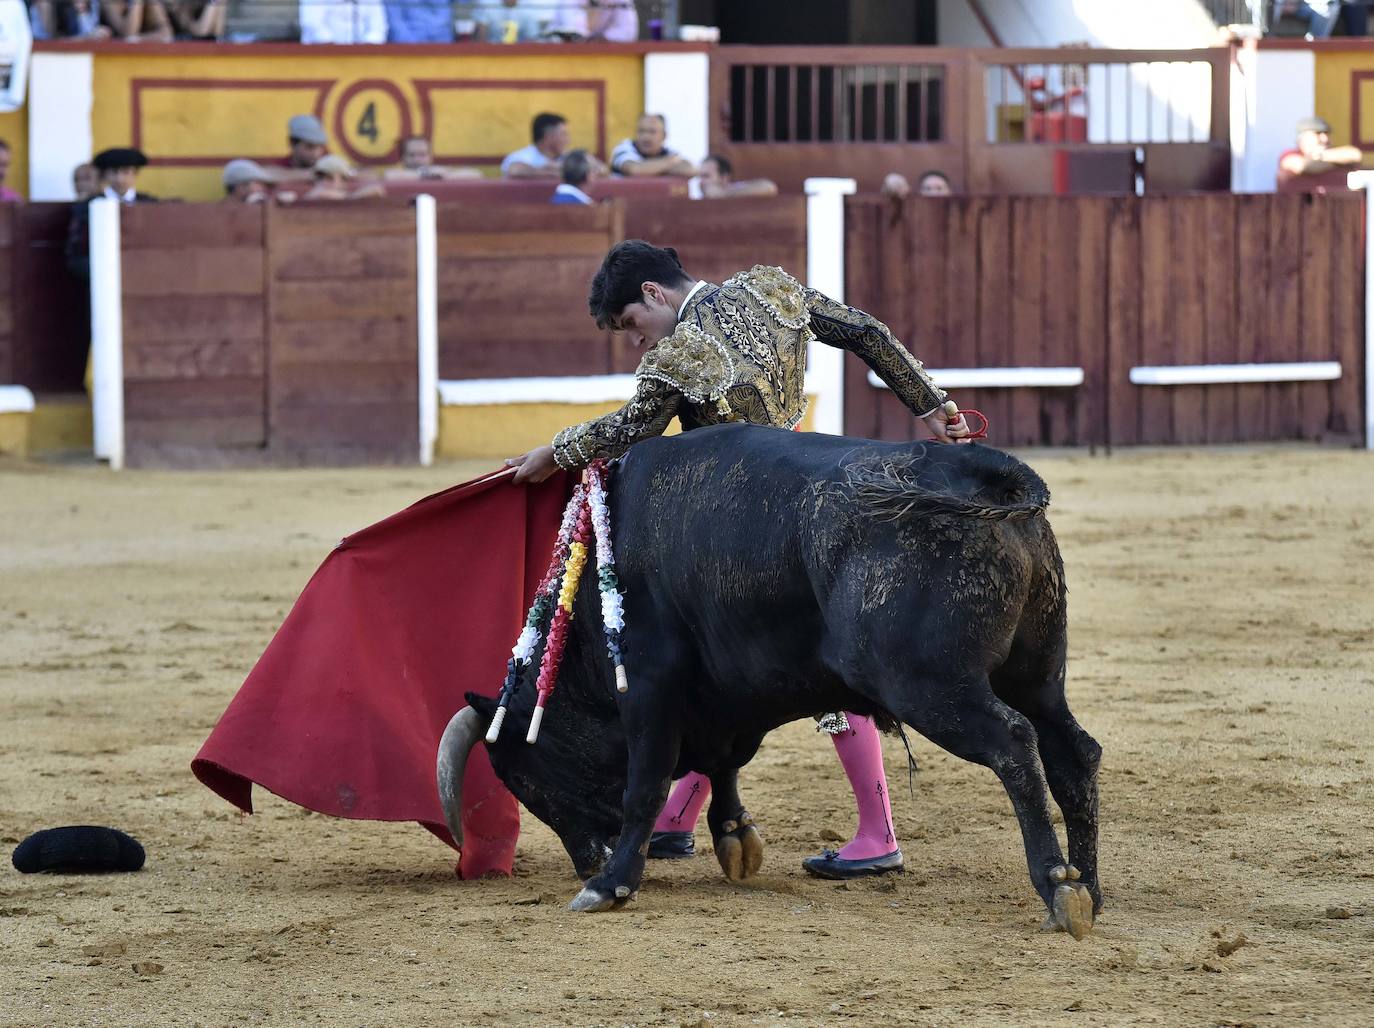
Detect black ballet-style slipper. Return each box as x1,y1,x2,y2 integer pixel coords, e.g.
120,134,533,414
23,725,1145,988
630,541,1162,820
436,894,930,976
11,827,146,874
647,830,696,859
801,847,904,880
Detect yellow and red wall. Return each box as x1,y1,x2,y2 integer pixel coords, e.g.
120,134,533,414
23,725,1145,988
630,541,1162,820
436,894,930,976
14,41,709,202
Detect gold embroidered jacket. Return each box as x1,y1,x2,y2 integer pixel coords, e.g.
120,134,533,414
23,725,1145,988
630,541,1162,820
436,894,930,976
551,265,946,470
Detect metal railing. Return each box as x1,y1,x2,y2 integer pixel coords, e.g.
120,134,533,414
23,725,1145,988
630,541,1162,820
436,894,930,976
984,58,1218,145
726,62,946,144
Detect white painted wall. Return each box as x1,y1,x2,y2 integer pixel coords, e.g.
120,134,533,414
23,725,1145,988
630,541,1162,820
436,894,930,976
28,52,93,201
1233,47,1315,193
938,0,1219,48
643,51,710,164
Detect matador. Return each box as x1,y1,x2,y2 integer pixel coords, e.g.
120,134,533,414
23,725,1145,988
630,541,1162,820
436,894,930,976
509,239,969,878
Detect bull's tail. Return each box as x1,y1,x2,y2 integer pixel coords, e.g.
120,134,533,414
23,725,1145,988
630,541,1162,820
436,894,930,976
839,448,1049,523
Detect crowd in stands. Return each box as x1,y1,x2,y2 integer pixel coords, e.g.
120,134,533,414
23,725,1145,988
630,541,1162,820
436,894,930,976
26,0,643,44
0,109,792,209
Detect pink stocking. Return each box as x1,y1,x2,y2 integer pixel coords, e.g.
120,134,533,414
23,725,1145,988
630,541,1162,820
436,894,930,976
654,772,711,833
831,714,898,860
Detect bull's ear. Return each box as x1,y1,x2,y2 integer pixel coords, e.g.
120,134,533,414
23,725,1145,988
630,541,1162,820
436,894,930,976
464,693,498,718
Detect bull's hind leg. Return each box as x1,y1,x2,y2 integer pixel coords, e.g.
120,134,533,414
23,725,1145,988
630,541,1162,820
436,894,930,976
706,769,764,882
995,666,1103,914
889,675,1095,940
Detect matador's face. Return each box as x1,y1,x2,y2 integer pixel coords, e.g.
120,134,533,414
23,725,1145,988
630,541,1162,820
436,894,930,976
613,282,679,349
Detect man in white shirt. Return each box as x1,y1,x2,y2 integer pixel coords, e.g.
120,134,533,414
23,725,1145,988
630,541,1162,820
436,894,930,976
610,114,696,178
501,112,570,179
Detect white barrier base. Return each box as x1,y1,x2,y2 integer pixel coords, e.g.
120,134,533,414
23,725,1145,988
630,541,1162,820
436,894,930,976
1129,362,1341,385
868,367,1085,390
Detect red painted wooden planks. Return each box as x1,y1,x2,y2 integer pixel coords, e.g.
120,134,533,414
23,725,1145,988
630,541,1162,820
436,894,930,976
1328,193,1364,442
1200,194,1238,443
1232,193,1271,442
266,204,417,462
1167,197,1208,445
1105,198,1142,446
1008,198,1048,446
1296,195,1334,441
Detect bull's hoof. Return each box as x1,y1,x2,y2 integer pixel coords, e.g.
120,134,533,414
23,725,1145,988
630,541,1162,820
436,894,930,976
1045,881,1095,941
568,886,617,913
713,816,763,883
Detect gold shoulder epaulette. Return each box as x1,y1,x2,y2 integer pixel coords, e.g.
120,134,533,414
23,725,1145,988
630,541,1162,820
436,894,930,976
725,265,809,330
638,323,737,407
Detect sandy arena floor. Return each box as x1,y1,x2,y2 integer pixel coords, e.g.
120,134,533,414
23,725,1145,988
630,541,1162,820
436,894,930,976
1,447,1372,1027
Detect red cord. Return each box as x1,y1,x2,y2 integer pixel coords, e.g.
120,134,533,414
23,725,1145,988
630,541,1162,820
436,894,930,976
939,405,990,441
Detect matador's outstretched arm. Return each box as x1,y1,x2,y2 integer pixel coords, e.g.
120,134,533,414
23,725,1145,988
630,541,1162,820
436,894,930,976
803,287,946,418
551,376,683,471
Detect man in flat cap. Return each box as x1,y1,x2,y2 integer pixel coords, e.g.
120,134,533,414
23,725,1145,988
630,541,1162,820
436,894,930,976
1278,115,1364,191
278,114,328,172
222,159,272,203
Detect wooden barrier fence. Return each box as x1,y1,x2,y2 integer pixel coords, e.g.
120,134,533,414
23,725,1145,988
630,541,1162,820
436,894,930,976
843,193,1365,447
0,203,88,393
6,193,1366,464
119,202,419,468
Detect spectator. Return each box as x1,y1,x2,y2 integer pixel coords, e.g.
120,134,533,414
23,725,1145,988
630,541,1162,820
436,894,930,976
1278,1,1369,38
303,154,386,201
299,0,386,44
170,0,226,39
277,114,328,172
880,173,911,200
30,0,110,38
385,0,452,41
474,0,548,42
0,139,20,202
918,170,954,197
385,135,482,181
66,148,156,281
690,153,778,199
501,112,570,179
93,147,156,203
550,0,638,40
101,0,174,41
611,114,696,178
222,159,271,202
551,148,595,205
73,162,100,201
881,171,953,200
1278,115,1363,190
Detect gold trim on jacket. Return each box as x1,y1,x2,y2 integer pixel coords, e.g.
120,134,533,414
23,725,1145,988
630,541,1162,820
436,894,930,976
552,265,945,470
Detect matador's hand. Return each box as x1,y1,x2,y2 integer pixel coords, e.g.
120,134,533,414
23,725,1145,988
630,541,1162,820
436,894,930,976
923,401,972,443
507,445,560,484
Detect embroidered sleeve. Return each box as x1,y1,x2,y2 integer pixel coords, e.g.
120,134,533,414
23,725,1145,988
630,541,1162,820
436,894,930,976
803,286,945,418
551,376,682,471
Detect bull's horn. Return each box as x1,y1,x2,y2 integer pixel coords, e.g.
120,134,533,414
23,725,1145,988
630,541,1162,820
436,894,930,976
436,706,484,849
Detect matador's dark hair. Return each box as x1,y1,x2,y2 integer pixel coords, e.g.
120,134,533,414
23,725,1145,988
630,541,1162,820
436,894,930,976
588,240,693,329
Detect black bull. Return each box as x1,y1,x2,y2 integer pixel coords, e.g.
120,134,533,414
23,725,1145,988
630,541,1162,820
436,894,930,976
438,425,1102,938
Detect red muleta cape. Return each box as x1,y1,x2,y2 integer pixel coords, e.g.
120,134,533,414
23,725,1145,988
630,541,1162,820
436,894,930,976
192,468,572,879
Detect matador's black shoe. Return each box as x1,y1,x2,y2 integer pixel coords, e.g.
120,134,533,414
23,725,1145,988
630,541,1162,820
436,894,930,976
647,831,696,859
802,847,904,880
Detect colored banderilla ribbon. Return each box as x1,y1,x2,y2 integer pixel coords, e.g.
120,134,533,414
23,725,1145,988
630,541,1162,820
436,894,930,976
485,460,629,747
